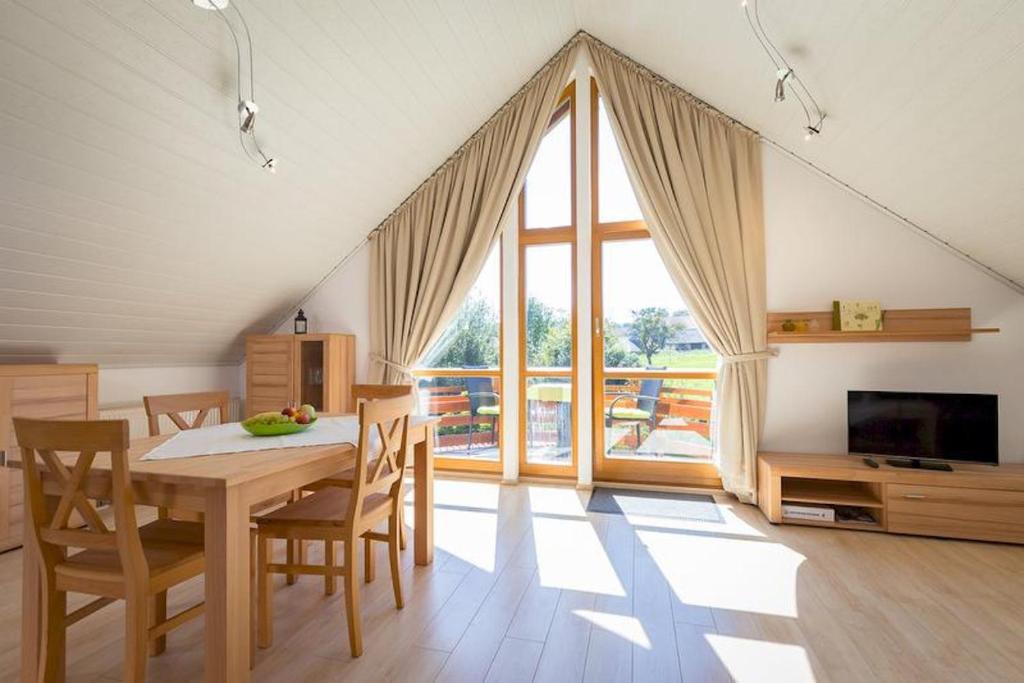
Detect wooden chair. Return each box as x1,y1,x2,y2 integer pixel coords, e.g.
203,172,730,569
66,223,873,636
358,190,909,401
142,390,230,438
14,418,205,683
304,384,414,595
254,394,412,658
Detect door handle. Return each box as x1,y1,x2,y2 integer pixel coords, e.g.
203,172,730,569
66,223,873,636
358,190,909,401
903,493,926,499
594,317,602,337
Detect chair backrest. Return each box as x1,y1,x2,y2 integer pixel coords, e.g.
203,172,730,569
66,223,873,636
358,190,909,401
464,376,496,413
349,395,412,525
143,390,230,437
14,418,147,580
637,378,664,415
351,384,413,403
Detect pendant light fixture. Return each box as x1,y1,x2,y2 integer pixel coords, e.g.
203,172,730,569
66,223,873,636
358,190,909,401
193,0,277,172
742,0,826,140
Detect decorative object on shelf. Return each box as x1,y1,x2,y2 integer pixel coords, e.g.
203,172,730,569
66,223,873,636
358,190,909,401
193,0,277,172
741,0,826,140
294,309,308,334
832,299,883,331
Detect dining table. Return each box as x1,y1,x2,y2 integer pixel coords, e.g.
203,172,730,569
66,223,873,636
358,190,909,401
17,414,439,683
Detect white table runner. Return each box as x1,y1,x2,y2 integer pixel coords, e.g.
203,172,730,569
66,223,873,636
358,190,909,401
141,415,430,461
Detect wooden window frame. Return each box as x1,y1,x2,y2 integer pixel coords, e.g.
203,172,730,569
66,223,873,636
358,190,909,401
517,82,578,479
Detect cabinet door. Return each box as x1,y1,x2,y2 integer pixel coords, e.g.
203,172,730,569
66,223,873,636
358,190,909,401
295,337,328,412
246,337,295,417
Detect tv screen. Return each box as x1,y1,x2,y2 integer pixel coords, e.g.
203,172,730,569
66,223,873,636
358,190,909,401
848,391,998,465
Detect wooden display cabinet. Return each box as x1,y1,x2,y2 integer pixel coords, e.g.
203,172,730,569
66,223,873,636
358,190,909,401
245,334,356,418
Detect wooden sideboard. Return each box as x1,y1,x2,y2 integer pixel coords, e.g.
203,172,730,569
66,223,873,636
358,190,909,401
758,452,1024,544
0,364,99,551
245,334,356,418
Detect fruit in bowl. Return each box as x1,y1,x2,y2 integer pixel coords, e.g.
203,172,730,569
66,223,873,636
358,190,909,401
241,406,318,436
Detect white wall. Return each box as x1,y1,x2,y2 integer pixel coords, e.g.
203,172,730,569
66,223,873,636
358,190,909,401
761,144,1024,463
99,365,243,407
273,245,372,383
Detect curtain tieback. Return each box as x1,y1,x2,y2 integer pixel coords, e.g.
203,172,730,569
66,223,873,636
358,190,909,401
719,348,778,364
369,353,416,379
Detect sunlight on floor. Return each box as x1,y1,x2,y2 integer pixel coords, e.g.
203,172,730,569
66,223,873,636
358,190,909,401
638,528,805,618
573,609,652,649
621,500,767,538
434,478,501,510
531,516,625,595
705,634,816,683
526,484,588,517
414,479,501,572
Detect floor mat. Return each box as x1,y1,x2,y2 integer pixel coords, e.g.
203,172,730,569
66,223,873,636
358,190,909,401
586,487,723,523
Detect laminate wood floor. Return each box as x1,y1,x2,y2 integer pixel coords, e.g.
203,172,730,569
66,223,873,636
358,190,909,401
2,478,1022,682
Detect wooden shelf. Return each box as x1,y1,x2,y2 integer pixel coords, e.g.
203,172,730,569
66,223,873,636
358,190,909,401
781,479,883,508
766,308,999,344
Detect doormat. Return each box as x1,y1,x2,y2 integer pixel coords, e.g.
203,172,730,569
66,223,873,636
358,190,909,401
586,487,723,523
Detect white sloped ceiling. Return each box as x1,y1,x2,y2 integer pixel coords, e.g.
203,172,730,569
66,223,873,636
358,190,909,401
0,0,1020,366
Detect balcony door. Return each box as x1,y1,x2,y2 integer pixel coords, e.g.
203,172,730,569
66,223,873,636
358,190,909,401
518,85,577,479
590,80,720,487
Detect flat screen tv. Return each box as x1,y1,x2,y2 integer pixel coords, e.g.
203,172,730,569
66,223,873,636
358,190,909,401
848,390,998,467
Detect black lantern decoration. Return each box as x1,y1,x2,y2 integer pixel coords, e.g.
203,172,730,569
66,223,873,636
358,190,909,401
294,309,307,335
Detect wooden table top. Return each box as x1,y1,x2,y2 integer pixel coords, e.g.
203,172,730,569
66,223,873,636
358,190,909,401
9,417,440,490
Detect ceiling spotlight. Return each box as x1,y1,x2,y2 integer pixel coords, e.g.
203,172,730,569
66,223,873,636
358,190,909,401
774,68,792,102
192,0,229,9
744,0,826,139
239,100,258,133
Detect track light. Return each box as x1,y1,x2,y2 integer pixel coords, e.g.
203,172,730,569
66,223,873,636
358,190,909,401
239,100,258,133
195,0,277,172
774,68,791,102
743,0,826,139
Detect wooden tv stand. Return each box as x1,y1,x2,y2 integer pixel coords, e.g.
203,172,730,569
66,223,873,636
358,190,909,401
757,452,1024,544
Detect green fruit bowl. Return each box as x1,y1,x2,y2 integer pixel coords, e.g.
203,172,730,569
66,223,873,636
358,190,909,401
241,416,317,437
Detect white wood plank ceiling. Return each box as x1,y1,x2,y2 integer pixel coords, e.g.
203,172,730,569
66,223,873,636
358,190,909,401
0,0,1020,366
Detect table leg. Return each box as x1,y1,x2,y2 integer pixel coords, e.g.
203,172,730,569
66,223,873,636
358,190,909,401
20,502,41,683
413,426,434,566
204,487,250,682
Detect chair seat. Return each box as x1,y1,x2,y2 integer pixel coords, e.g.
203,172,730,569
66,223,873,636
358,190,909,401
310,457,399,487
55,520,205,597
256,487,392,528
607,407,651,421
476,405,500,416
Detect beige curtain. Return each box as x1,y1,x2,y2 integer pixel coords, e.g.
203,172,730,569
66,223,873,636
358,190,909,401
370,39,579,384
587,39,770,502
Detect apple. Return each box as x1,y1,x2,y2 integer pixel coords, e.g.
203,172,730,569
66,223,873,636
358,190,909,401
281,406,297,417
299,404,317,419
295,412,312,425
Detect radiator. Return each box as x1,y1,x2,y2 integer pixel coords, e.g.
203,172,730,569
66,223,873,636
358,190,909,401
100,397,245,440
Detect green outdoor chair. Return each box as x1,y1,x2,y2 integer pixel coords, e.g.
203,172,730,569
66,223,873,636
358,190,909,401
605,377,663,448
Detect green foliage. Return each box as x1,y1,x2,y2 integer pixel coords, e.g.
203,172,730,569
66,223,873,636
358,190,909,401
628,307,679,365
526,297,572,367
429,295,499,368
604,327,641,368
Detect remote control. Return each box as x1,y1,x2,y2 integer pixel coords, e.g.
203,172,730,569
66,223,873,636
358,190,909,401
863,457,880,469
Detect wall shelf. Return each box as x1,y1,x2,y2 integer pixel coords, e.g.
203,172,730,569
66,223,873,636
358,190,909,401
767,307,999,343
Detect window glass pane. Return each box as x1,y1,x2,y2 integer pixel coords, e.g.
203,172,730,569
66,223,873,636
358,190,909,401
419,247,500,369
525,243,573,369
524,113,572,229
597,97,643,224
603,376,714,462
601,239,715,371
416,376,501,462
526,376,573,466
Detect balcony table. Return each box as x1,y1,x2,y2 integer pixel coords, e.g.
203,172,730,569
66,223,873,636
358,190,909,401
15,416,438,683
